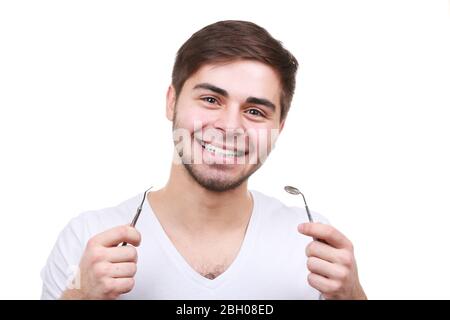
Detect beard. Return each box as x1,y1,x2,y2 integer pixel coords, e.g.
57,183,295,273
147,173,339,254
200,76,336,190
172,110,262,193
182,161,261,192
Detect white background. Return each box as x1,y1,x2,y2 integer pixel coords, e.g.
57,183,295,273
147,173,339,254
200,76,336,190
0,0,449,299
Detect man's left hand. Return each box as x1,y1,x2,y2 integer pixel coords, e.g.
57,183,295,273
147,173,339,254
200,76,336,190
298,222,367,300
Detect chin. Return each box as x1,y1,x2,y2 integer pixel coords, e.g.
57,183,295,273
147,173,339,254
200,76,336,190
182,163,251,192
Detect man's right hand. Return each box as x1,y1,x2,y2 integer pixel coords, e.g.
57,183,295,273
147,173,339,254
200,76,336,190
60,225,141,300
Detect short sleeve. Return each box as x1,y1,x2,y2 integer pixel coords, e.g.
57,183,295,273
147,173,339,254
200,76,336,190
40,215,86,299
310,209,331,225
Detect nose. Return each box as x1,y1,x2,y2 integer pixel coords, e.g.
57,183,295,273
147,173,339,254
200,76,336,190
212,104,244,137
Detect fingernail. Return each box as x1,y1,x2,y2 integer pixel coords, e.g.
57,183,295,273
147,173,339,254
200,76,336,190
298,224,305,232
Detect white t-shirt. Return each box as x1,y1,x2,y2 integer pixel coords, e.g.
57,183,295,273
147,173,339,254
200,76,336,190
40,189,329,300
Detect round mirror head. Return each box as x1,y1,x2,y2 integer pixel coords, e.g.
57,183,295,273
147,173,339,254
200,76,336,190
284,185,301,195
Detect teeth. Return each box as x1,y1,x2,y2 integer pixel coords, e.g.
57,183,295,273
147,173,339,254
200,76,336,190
200,141,244,157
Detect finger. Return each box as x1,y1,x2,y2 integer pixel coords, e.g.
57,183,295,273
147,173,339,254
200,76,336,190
298,223,352,250
305,240,341,263
307,257,334,278
307,257,347,279
112,277,135,295
90,225,142,248
106,246,138,263
109,262,137,278
307,272,339,294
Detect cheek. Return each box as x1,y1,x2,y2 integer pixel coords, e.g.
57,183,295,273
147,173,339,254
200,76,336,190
249,127,275,145
248,127,280,159
175,107,212,131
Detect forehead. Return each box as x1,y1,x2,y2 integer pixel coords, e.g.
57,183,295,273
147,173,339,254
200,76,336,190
184,60,282,104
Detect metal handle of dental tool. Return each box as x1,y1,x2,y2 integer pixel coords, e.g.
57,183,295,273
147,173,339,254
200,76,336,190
121,186,153,247
284,185,320,242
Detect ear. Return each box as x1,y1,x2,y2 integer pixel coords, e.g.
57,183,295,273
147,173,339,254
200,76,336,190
279,118,285,133
166,85,176,121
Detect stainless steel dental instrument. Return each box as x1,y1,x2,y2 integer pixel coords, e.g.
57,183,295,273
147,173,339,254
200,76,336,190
121,186,153,246
284,185,322,242
284,185,314,223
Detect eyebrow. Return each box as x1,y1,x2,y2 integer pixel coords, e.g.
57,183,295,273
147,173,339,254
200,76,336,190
193,83,228,97
245,97,276,112
193,82,276,112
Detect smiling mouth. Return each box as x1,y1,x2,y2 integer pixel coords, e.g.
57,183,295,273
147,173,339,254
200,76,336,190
198,140,246,158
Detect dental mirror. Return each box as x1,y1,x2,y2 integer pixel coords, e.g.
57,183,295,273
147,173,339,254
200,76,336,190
284,185,314,223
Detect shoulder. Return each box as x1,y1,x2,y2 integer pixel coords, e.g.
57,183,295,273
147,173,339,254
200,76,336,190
250,189,330,226
40,192,145,299
69,193,144,245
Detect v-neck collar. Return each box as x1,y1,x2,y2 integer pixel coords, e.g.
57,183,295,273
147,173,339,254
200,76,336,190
141,190,260,290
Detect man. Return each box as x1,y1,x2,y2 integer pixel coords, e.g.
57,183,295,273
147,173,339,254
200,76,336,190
41,20,367,300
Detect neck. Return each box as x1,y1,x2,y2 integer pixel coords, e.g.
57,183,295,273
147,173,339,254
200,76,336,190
149,163,253,234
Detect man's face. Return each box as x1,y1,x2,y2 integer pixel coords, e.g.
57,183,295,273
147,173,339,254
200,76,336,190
167,59,285,192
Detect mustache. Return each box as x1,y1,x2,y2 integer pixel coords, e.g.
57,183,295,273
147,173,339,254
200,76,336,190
193,128,249,152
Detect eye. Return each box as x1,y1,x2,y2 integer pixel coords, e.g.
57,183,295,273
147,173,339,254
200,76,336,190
201,96,219,105
246,108,264,117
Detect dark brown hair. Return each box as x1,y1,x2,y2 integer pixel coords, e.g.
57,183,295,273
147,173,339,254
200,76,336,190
171,20,299,122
